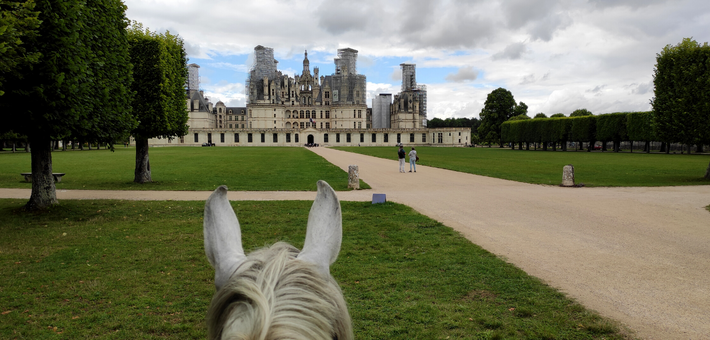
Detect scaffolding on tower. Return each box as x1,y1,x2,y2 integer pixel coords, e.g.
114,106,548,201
245,45,277,101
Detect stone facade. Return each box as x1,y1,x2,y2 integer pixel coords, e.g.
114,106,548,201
146,46,469,147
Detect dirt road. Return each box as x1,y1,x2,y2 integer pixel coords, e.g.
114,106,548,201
3,147,709,339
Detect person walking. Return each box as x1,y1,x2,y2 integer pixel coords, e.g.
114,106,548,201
397,146,406,173
408,147,417,172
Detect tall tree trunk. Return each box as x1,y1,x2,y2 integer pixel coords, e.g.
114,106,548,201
25,142,30,152
697,144,704,153
134,138,152,183
705,161,710,179
645,141,650,153
26,138,57,210
12,142,16,153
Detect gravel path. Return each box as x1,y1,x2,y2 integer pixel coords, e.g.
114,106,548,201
2,147,709,339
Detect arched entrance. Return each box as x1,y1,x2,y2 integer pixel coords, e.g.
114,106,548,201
307,134,315,144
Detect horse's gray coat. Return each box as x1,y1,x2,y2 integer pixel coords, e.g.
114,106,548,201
203,181,353,340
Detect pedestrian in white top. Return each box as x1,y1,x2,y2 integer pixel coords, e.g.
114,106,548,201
408,147,417,172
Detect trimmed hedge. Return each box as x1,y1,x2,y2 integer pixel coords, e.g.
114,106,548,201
501,111,661,151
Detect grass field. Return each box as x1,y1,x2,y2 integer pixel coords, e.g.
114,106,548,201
0,199,631,339
334,146,710,187
0,147,369,191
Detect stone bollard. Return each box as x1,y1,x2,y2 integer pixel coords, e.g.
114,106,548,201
562,164,575,187
348,165,359,190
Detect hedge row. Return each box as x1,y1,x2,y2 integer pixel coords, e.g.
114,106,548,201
501,112,653,151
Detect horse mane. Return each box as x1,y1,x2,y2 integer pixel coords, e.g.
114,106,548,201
206,242,353,340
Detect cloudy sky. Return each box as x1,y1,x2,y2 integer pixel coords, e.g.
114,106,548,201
124,0,709,119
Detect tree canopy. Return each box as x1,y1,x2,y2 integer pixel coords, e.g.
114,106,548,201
652,38,710,148
534,113,547,119
550,113,565,118
508,114,530,121
477,88,526,145
570,109,593,117
0,0,41,96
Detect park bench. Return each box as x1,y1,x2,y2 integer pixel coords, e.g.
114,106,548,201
21,172,66,183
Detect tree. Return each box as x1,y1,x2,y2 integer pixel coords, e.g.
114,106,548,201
652,38,710,178
128,23,188,183
570,108,593,117
508,114,530,121
478,88,526,146
550,113,565,118
0,0,135,210
534,113,547,119
0,0,41,96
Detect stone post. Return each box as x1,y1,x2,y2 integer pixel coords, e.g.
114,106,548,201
348,165,359,190
562,164,575,187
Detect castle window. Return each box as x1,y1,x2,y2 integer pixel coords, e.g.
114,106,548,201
300,110,304,118
325,111,330,118
336,133,340,143
410,133,414,143
358,122,362,129
358,110,362,118
371,133,376,143
273,133,278,143
300,122,304,129
422,133,426,143
324,134,329,143
221,133,225,143
384,134,389,143
438,133,443,143
261,133,265,143
346,133,351,143
194,133,198,143
397,133,401,143
325,122,330,129
353,110,356,118
360,133,364,143
286,133,291,142
248,133,253,143
306,110,310,119
320,111,323,119
295,133,299,143
235,133,239,143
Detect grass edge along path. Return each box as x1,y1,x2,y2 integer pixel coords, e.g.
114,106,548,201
0,147,370,191
333,146,710,187
0,198,634,339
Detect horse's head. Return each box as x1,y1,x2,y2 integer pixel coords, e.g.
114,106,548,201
203,181,353,340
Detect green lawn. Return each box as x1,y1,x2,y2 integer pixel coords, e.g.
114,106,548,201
334,146,710,187
0,147,369,191
0,199,632,339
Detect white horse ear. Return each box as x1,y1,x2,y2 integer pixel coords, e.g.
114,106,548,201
297,180,343,277
204,185,246,291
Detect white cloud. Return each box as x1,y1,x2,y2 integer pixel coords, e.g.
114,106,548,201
445,66,479,82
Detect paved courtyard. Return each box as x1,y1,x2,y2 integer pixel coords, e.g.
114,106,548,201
2,147,709,339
